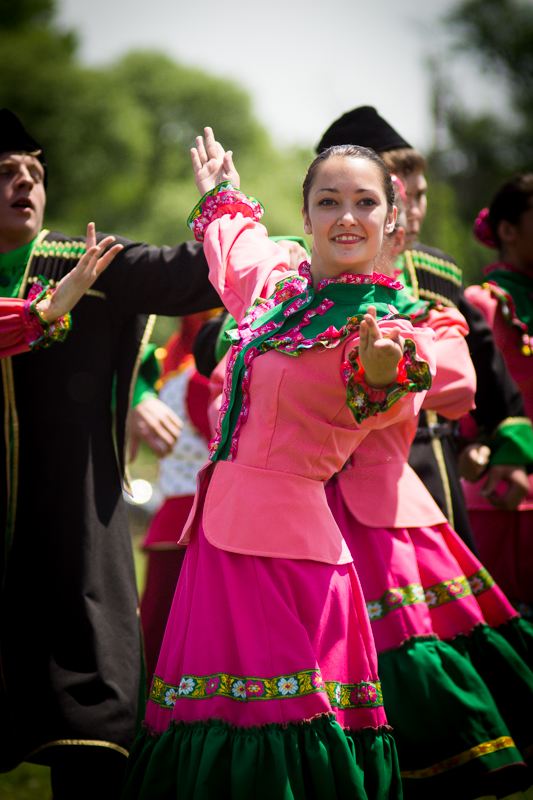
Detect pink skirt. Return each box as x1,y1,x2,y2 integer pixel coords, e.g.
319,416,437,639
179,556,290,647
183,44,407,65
144,518,387,734
325,479,515,651
470,508,533,617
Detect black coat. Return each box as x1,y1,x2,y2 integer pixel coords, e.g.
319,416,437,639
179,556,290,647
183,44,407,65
0,229,219,769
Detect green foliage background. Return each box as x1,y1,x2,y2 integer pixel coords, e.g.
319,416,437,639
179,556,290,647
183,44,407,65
0,0,312,256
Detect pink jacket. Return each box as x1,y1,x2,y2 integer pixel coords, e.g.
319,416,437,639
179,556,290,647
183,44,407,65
180,214,436,563
337,307,476,527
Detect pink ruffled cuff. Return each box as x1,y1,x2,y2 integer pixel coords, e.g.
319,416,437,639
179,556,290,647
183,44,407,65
23,277,72,349
187,182,264,242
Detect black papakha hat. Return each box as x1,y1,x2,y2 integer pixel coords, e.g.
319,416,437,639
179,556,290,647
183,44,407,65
316,106,412,155
0,109,48,187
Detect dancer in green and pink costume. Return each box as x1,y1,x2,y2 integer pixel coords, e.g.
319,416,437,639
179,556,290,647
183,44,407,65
121,129,437,799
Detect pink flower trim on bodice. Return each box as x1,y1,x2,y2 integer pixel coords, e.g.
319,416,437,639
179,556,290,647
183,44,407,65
187,182,264,242
341,338,431,424
297,260,403,292
24,277,71,349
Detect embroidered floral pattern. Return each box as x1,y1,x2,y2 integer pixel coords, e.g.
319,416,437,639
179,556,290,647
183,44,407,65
366,570,495,621
149,671,383,710
400,736,517,779
342,338,431,424
424,575,471,608
366,583,425,621
187,182,263,242
467,567,495,597
24,276,71,349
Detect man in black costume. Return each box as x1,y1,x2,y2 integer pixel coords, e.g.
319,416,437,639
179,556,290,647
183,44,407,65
0,109,220,798
316,106,533,551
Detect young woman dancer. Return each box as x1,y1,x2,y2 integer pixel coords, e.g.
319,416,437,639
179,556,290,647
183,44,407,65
121,129,436,800
325,185,533,799
463,174,533,620
0,222,121,355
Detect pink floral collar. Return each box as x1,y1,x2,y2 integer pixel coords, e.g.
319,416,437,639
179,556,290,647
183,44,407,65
297,261,403,292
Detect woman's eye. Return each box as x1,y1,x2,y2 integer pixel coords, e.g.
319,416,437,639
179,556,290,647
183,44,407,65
359,197,376,206
318,198,336,206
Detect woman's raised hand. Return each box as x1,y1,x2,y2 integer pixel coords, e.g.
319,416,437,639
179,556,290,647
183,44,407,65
36,223,123,323
191,127,240,195
358,306,404,389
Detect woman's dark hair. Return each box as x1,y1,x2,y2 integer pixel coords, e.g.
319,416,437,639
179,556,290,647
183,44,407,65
302,145,395,215
488,174,533,250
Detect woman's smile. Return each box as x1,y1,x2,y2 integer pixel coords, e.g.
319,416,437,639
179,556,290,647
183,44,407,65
302,155,395,287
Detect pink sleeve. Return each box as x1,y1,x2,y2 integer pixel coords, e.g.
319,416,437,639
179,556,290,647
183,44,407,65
204,214,297,322
341,319,436,429
422,307,477,419
0,281,71,357
0,297,33,357
464,284,497,327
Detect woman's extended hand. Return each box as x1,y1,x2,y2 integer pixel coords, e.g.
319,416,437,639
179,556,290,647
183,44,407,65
37,223,123,323
358,306,403,389
191,127,240,195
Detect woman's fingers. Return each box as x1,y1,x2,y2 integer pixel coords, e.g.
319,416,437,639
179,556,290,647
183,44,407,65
93,243,123,275
86,222,96,250
204,127,219,160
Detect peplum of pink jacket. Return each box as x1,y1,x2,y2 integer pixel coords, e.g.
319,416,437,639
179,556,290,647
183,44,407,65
179,211,437,564
336,306,476,526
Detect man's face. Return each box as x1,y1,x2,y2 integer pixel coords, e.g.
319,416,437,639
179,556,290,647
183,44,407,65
398,169,427,248
0,151,46,253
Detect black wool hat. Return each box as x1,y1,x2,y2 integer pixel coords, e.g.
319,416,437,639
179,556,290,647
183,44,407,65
316,106,412,155
0,109,48,187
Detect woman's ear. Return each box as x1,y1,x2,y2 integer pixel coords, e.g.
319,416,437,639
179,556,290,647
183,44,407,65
302,207,312,235
384,207,397,235
498,218,517,245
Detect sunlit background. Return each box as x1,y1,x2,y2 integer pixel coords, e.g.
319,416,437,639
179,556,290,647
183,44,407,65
1,1,532,793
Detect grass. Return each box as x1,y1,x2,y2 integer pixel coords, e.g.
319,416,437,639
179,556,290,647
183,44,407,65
0,763,52,799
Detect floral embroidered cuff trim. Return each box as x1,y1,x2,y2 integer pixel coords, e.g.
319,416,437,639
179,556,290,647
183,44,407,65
149,670,383,710
187,181,263,242
342,338,431,424
24,277,71,349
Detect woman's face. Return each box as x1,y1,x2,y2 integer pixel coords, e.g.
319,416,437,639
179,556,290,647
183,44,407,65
499,197,533,272
302,156,395,285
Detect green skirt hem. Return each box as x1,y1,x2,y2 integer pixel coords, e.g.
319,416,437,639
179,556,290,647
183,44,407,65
377,627,532,798
120,713,401,800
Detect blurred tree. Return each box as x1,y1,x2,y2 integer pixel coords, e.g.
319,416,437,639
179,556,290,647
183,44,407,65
0,0,309,247
423,0,533,283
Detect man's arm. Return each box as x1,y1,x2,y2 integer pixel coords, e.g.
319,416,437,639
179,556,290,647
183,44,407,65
99,237,222,317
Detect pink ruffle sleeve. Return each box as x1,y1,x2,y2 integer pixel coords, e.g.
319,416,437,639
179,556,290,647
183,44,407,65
0,279,71,357
188,183,297,323
422,307,477,419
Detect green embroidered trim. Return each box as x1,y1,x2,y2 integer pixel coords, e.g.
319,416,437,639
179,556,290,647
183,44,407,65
149,670,383,710
410,250,463,286
418,287,457,308
33,240,87,260
467,567,496,597
366,569,495,621
366,583,425,621
424,575,472,608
